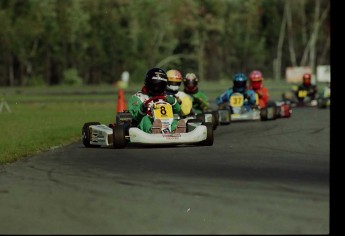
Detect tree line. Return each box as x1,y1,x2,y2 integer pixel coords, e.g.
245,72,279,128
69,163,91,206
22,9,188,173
0,0,330,86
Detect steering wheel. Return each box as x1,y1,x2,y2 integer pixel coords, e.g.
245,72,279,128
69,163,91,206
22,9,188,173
144,95,166,106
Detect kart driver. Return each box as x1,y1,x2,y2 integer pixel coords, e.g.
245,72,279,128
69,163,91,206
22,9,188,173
215,73,257,112
248,70,269,108
183,73,210,115
165,69,193,117
294,73,318,103
128,67,186,134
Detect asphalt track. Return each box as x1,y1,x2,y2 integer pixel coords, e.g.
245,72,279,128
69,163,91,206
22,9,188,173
0,107,330,234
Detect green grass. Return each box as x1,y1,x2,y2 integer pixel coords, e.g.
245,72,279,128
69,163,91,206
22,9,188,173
0,100,116,164
0,80,325,164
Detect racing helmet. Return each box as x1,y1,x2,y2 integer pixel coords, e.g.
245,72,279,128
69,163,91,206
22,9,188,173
249,70,263,90
166,69,183,94
145,68,168,96
183,73,199,94
302,73,312,86
233,73,248,92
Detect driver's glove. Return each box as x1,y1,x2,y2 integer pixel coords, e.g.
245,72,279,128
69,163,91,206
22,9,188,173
166,96,177,105
174,95,182,104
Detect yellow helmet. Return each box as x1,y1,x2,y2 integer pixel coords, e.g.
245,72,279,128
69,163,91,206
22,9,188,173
166,69,183,93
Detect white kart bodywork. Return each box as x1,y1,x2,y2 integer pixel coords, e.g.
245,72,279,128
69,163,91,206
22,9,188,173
84,97,211,147
85,123,207,147
128,125,207,144
231,109,261,121
88,124,113,146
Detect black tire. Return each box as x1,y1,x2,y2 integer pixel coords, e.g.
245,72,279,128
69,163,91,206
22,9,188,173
113,124,127,149
82,122,101,148
212,110,219,130
275,105,282,118
317,98,327,109
196,113,205,123
186,119,203,132
265,105,277,120
260,108,268,121
200,122,214,146
116,111,133,125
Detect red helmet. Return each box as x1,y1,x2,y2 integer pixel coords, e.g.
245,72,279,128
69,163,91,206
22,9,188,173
302,73,312,86
249,70,263,90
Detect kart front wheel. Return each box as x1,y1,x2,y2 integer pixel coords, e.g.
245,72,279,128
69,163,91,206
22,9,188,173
261,106,277,121
113,124,127,149
82,122,101,148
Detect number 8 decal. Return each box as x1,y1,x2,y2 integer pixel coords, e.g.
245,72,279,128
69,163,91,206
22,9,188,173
160,106,166,115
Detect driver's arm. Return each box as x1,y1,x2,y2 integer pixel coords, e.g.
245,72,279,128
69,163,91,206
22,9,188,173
166,95,181,114
128,95,146,123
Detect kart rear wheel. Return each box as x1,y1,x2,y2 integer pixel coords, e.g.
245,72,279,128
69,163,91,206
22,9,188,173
186,119,203,132
260,108,268,121
116,111,133,125
113,124,126,149
200,122,214,146
196,114,205,123
317,98,327,109
82,122,101,148
212,110,219,130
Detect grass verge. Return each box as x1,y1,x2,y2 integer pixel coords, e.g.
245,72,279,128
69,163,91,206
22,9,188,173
0,100,116,164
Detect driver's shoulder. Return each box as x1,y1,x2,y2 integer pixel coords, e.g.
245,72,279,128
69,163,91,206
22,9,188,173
131,91,149,103
246,89,256,95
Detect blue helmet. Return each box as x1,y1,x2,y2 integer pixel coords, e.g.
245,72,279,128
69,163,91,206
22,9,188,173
233,73,247,92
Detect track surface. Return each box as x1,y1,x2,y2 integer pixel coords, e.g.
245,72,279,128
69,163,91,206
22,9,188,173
0,108,330,234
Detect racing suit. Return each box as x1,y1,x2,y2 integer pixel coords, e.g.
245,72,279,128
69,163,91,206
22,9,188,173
184,88,210,115
166,90,193,117
248,85,269,108
128,86,181,133
215,88,257,112
293,84,318,103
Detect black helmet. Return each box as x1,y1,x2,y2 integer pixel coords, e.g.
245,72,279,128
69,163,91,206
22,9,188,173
145,68,168,95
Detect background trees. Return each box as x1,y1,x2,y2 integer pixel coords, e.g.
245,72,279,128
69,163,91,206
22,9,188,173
0,0,330,86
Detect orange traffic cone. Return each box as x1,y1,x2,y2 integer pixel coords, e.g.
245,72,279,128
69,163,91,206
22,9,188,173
116,89,127,113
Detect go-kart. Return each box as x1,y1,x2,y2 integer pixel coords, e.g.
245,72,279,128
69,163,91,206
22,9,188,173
217,92,277,124
82,96,214,149
282,85,317,107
